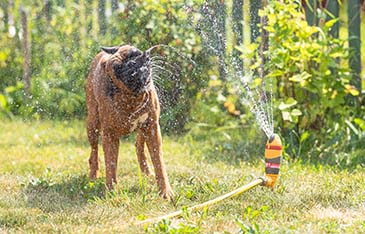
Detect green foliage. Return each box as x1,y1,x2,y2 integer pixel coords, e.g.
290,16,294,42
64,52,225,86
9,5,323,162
0,209,28,228
146,219,200,234
0,0,210,132
236,0,363,159
1,0,364,162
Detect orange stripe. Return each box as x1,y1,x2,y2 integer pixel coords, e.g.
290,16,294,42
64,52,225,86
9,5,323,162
265,145,282,150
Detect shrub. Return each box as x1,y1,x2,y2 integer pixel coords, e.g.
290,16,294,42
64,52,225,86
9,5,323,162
236,0,363,160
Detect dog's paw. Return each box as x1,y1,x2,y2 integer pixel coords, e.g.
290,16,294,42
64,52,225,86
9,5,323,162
145,171,155,178
89,170,100,180
159,187,174,200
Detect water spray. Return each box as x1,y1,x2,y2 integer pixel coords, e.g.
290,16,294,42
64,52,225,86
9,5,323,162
136,2,284,225
145,44,196,67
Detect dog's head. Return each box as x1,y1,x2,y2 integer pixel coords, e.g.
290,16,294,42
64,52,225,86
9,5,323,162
102,45,151,95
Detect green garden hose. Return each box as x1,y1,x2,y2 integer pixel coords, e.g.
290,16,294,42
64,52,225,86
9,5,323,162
137,177,265,225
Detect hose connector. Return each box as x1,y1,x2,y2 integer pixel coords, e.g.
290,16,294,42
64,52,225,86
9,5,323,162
264,133,282,188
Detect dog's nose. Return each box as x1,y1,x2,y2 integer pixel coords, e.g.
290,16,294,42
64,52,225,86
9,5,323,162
128,48,142,58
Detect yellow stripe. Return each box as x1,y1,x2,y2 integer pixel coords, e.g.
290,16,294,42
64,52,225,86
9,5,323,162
265,149,282,158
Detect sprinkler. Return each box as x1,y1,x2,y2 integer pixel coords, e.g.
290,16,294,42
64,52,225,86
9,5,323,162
263,133,282,188
136,134,283,225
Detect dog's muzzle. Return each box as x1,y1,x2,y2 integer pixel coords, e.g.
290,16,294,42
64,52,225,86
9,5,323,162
113,51,152,94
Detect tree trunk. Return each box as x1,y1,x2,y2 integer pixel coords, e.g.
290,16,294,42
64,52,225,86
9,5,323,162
249,0,261,43
42,0,52,22
110,0,119,39
259,0,269,112
98,0,106,35
216,0,227,82
7,0,15,33
20,7,31,95
111,0,118,13
232,0,243,72
259,0,268,79
2,2,9,31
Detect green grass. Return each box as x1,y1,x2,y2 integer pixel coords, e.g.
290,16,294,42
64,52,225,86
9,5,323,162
1,120,365,233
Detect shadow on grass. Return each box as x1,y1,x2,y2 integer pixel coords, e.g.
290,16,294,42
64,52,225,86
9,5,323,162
24,174,106,212
183,125,266,166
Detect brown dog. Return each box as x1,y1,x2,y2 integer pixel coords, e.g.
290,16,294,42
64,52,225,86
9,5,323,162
86,45,173,199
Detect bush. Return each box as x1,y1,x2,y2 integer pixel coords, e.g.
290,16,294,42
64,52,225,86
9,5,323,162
241,0,363,159
0,0,210,132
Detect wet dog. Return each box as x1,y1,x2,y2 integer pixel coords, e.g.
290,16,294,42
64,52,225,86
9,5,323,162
86,45,173,199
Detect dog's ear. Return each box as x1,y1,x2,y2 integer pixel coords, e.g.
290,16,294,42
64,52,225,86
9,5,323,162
101,46,120,54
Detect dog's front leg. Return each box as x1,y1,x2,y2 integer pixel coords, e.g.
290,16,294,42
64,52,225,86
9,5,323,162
144,122,173,200
102,131,120,190
136,131,154,177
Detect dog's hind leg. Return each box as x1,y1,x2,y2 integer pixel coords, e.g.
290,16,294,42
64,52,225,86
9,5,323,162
86,89,101,180
136,131,154,177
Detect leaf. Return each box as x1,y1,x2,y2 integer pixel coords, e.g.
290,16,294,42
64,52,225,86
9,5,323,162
282,111,291,121
0,51,8,62
0,94,7,108
345,120,359,136
267,70,284,78
330,52,344,58
291,109,302,116
345,84,360,96
289,72,311,82
279,98,297,110
354,118,365,130
253,78,262,87
224,101,236,114
324,18,338,29
300,131,309,143
5,86,16,93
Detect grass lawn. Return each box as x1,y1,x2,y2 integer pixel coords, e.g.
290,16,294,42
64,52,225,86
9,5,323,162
0,120,364,233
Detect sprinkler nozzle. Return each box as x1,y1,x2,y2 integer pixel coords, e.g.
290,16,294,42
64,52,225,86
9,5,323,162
264,134,282,188
268,134,275,143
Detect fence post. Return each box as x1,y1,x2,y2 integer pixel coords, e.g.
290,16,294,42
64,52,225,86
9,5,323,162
348,0,362,93
20,7,31,95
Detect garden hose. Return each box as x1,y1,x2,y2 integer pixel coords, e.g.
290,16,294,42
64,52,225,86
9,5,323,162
137,177,265,225
263,134,282,188
137,134,283,225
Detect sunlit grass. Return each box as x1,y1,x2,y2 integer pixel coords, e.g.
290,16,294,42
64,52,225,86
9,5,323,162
0,120,364,233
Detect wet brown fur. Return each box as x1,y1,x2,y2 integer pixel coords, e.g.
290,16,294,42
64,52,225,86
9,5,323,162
86,45,173,199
